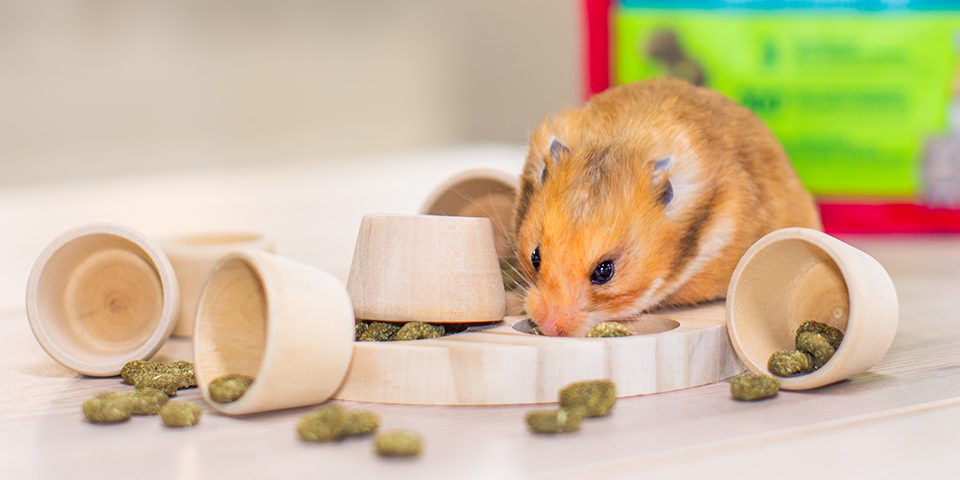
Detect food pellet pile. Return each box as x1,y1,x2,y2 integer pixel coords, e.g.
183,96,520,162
356,321,464,342
208,374,255,404
730,373,780,401
84,360,201,427
526,379,618,434
768,321,844,378
586,322,632,338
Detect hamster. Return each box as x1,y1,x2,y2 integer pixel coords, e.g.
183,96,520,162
513,78,821,337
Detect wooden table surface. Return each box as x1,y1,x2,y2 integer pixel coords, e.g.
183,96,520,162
1,147,958,479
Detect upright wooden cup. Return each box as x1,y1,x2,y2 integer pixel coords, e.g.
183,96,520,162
727,228,899,390
160,233,275,337
420,169,524,316
25,224,180,376
193,249,354,415
347,214,506,323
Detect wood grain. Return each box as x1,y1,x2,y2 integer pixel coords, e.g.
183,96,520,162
336,304,741,405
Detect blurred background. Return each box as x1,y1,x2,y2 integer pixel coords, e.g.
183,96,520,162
0,0,580,185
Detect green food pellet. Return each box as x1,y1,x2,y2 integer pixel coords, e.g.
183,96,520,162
796,332,836,369
796,321,844,350
730,373,780,401
297,405,348,442
208,374,254,403
768,350,815,377
394,322,445,341
120,360,151,385
83,393,132,424
358,322,401,342
126,387,169,415
120,359,196,392
528,324,543,335
355,321,370,341
159,401,202,427
374,430,423,457
167,360,197,388
559,380,617,417
342,410,380,437
131,372,181,397
586,322,632,338
525,408,583,434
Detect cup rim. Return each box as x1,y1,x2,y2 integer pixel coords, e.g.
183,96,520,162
25,223,180,376
419,168,519,216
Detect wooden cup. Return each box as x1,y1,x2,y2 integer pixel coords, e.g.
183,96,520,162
160,233,275,337
420,168,519,258
193,249,354,415
420,169,525,316
347,214,506,323
726,228,899,390
25,224,180,376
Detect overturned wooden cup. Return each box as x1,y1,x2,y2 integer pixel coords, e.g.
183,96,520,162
726,228,899,390
26,224,180,377
347,214,506,324
193,249,355,415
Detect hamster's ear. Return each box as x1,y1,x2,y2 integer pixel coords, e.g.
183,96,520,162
653,156,674,206
543,137,569,184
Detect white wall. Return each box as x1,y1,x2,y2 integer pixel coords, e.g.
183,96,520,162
0,0,580,185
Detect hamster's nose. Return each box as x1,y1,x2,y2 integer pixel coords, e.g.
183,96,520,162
534,303,579,337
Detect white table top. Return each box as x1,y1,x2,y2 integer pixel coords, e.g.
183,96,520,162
1,146,958,479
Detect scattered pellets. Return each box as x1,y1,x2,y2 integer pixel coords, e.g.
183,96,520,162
558,380,617,417
796,321,844,350
730,373,780,401
528,324,543,335
586,322,632,338
796,332,836,369
297,405,348,442
525,409,583,434
83,392,132,424
126,387,169,415
768,350,814,377
358,322,401,342
208,374,254,403
374,430,423,457
394,322,445,341
159,401,202,428
342,410,380,437
355,321,370,341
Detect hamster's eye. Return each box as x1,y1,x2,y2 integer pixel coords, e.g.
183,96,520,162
531,246,541,272
591,260,615,285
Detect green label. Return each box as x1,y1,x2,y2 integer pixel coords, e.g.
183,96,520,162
615,9,960,196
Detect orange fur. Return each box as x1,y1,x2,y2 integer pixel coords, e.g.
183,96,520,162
514,79,821,336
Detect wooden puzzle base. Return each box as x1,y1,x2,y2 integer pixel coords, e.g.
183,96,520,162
334,302,743,405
